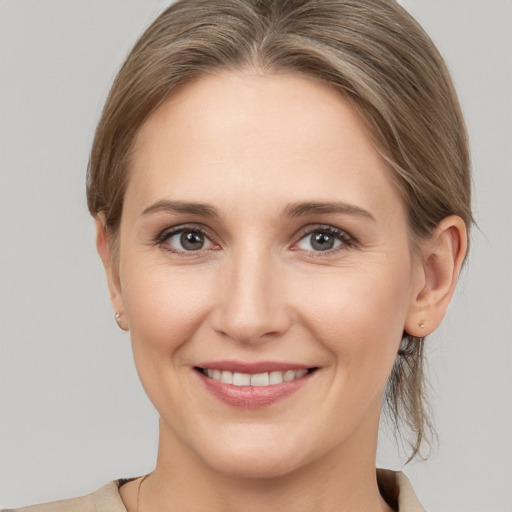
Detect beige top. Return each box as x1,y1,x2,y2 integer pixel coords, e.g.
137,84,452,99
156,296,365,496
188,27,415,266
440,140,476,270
3,470,425,512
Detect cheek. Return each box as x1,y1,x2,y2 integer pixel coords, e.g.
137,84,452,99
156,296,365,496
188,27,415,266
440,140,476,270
296,261,411,375
120,259,212,354
117,259,215,419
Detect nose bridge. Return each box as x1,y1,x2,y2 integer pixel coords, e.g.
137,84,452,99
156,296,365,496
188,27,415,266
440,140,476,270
212,242,290,343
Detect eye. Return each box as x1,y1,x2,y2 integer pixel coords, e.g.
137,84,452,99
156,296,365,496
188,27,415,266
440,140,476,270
294,226,352,253
159,227,216,253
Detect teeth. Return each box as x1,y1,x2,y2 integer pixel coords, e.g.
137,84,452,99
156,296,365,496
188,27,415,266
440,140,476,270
269,371,284,385
250,372,269,386
203,369,310,387
295,369,308,379
233,372,251,386
283,370,295,382
220,371,233,384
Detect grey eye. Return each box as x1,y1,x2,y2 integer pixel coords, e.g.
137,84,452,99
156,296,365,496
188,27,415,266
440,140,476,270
310,232,336,251
296,230,343,252
181,231,205,250
165,230,213,251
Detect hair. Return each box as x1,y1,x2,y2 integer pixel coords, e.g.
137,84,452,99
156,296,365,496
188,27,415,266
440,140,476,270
87,0,472,461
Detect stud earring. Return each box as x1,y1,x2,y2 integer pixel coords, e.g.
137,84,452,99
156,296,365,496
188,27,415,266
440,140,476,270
418,320,425,329
115,312,128,331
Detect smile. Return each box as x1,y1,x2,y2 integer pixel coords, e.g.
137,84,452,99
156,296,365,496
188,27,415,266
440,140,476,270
195,364,317,408
198,368,311,386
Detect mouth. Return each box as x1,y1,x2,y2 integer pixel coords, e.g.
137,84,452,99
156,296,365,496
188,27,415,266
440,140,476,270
194,363,318,408
195,367,316,386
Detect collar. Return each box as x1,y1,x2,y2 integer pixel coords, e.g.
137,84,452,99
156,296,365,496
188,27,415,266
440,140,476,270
85,469,426,512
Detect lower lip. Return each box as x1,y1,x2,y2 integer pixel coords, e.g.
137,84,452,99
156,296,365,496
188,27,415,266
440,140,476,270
196,370,313,408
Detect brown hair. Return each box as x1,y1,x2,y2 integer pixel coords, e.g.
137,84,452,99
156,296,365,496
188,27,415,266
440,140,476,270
87,0,472,460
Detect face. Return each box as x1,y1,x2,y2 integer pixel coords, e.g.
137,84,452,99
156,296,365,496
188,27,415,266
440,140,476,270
106,71,426,478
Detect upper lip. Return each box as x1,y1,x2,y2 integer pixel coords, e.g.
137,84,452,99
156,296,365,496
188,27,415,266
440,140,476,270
195,360,315,373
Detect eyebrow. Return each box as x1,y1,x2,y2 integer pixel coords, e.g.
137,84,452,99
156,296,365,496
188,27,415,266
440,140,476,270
283,201,376,221
140,200,219,218
140,199,375,221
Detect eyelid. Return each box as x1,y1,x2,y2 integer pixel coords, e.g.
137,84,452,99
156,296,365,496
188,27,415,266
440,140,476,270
154,223,220,253
153,222,356,256
290,224,357,253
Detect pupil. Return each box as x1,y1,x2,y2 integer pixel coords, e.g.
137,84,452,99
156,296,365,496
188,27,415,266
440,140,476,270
311,232,334,251
181,231,204,250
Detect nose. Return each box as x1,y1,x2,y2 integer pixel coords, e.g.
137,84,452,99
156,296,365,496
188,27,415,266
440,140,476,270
210,247,292,344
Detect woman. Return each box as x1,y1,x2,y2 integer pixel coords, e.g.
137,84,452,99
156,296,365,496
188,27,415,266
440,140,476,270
4,0,471,510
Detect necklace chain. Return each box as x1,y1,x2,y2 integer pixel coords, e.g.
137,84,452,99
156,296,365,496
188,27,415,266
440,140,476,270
136,473,151,512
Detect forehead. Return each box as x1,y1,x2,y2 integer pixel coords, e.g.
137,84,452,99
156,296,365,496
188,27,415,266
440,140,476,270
126,70,404,222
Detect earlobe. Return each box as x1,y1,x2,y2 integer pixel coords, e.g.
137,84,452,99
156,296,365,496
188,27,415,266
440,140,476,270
405,215,468,337
94,215,128,330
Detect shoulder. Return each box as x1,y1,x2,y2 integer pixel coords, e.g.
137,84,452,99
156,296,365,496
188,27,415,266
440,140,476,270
3,473,424,512
1,481,126,512
377,469,427,512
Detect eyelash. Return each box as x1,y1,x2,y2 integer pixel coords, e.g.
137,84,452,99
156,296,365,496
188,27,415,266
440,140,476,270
292,225,356,255
154,224,356,256
154,224,218,256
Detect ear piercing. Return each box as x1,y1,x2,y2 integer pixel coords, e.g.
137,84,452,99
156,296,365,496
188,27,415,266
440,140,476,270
418,320,425,329
115,311,128,331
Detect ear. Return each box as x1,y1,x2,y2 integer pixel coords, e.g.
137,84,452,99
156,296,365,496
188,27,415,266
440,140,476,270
95,215,129,331
405,215,468,337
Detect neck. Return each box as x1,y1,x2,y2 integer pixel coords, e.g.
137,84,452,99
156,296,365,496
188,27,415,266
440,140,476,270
137,411,393,512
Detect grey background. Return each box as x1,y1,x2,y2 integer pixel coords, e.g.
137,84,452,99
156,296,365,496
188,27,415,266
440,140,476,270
0,1,511,509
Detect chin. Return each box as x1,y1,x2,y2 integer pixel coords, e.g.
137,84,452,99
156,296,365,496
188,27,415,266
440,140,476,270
203,446,305,480
184,424,314,480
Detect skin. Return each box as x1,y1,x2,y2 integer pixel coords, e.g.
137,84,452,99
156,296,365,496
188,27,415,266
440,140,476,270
96,70,467,511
